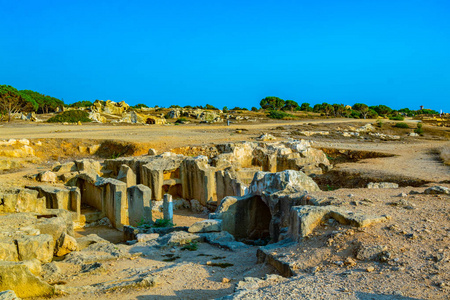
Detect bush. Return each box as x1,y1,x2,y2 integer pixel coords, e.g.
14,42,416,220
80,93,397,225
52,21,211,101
267,110,295,119
47,110,91,123
175,117,188,123
376,120,383,128
389,115,404,121
414,122,424,135
394,122,409,128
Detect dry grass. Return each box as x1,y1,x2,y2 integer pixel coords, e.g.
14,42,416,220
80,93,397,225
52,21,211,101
439,147,450,166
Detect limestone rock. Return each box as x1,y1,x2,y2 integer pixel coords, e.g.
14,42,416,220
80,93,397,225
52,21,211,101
157,231,202,247
424,186,450,195
367,182,399,189
37,171,57,183
0,261,54,298
148,148,157,155
16,234,54,263
54,233,79,256
249,170,320,195
288,205,390,241
0,290,20,300
136,233,159,243
257,133,276,141
76,234,109,250
0,239,19,261
188,219,222,233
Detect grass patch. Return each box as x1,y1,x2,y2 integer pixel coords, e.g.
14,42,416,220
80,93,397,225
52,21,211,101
267,110,296,120
181,241,198,251
47,110,91,123
138,218,175,228
394,122,409,129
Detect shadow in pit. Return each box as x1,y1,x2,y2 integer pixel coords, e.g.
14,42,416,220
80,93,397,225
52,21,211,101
136,287,233,299
355,292,423,300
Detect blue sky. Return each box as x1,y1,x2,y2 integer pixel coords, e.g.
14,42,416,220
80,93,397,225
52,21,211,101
1,0,449,112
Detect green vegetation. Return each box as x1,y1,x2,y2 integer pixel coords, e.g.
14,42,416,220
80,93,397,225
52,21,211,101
414,122,424,135
133,103,149,109
352,103,369,119
389,115,404,121
267,110,295,119
181,241,199,251
260,96,285,110
376,119,384,128
251,106,258,112
152,218,175,228
69,100,93,108
394,122,409,129
175,117,188,123
47,110,91,123
205,104,218,110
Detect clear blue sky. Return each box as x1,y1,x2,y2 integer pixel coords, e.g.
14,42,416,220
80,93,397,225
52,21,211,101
1,0,449,112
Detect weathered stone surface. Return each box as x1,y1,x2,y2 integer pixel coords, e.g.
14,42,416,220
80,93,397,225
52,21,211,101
0,290,20,300
76,234,109,250
249,170,320,195
37,171,57,183
188,219,222,233
0,261,54,298
117,164,136,187
157,231,202,247
136,233,159,243
127,185,152,226
288,205,390,241
201,231,249,251
0,239,19,261
16,234,54,263
367,182,399,189
355,243,389,261
148,148,157,155
424,186,450,195
0,189,45,213
54,233,79,256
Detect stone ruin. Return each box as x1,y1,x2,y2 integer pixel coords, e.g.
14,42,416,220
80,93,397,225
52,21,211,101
0,138,397,298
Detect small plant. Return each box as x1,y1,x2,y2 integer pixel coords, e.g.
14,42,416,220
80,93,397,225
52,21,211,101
152,218,175,228
389,115,404,121
414,122,424,135
47,110,92,123
394,122,409,129
376,119,383,128
175,117,188,124
181,241,198,251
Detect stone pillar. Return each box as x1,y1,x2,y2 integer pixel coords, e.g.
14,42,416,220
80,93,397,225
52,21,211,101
127,185,152,226
163,194,173,223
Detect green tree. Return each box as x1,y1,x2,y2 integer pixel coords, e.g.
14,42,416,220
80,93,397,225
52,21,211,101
352,103,369,119
370,105,392,117
19,90,63,113
0,85,36,121
205,104,218,110
260,96,285,111
134,103,149,109
332,104,345,117
70,100,93,108
299,102,312,111
223,106,228,113
251,106,258,112
283,100,299,112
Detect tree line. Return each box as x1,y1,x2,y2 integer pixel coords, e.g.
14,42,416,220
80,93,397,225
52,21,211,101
259,96,439,119
0,85,64,121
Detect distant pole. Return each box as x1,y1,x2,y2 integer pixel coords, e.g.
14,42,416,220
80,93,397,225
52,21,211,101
227,120,230,126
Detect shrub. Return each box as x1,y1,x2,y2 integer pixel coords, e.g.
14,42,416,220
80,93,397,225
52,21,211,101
181,241,198,251
376,120,383,128
47,110,91,123
267,110,295,119
414,122,424,135
175,117,188,123
394,122,409,128
389,115,404,121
